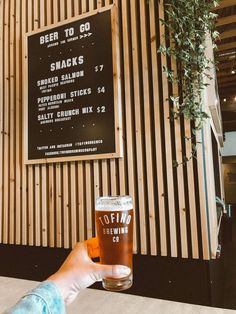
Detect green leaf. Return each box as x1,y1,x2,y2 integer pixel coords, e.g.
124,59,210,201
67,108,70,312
159,0,215,164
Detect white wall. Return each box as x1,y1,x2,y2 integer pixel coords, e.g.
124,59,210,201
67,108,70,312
221,132,236,156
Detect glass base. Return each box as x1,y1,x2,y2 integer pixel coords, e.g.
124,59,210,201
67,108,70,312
102,274,133,291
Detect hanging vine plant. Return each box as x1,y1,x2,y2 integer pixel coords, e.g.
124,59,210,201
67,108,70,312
158,0,219,166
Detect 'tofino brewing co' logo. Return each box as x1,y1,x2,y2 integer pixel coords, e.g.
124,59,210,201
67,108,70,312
98,212,131,243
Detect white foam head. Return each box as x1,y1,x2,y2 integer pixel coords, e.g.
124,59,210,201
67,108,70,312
95,195,133,211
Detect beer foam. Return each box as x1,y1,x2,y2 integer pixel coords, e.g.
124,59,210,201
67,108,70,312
95,196,133,211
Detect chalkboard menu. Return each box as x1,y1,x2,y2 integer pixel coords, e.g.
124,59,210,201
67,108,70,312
24,6,122,163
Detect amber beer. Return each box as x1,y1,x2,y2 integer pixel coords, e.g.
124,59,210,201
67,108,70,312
95,196,133,291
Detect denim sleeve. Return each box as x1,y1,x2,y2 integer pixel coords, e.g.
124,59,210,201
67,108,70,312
2,281,66,314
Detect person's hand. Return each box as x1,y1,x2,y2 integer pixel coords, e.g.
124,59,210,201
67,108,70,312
47,238,131,305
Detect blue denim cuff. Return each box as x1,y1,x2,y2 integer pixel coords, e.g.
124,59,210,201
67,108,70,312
24,281,65,314
4,281,65,314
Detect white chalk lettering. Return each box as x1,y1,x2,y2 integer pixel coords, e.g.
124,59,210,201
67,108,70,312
56,109,80,117
61,70,84,81
37,93,66,104
40,32,58,45
50,56,84,71
38,112,54,121
70,88,91,98
37,76,58,87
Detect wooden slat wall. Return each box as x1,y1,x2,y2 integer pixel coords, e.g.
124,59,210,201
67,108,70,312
158,0,177,257
3,0,10,244
0,0,3,244
21,0,27,246
0,0,219,260
15,0,22,246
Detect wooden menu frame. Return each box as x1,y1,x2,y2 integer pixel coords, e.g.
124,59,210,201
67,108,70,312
23,5,123,164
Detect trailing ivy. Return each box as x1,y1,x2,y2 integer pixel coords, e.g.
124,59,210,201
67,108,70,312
159,0,219,166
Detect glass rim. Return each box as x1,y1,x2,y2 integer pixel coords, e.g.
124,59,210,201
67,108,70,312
95,195,133,211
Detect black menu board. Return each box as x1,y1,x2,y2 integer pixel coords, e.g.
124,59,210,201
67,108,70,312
25,7,122,163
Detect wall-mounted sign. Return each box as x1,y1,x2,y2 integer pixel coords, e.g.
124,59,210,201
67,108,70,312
24,6,122,164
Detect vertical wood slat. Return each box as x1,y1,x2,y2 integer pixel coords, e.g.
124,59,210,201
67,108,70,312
53,0,59,23
174,126,188,258
81,0,87,13
48,0,58,249
15,0,22,245
28,165,34,245
85,161,93,238
110,160,117,196
40,0,45,27
3,0,10,244
185,121,199,258
159,0,178,257
120,0,137,253
33,0,40,247
170,52,188,257
0,0,4,243
63,163,70,248
78,161,85,241
94,0,102,231
97,0,102,10
27,0,34,247
46,1,52,27
60,0,68,249
149,0,167,256
91,147,100,238
130,1,147,255
99,0,110,200
70,162,77,247
118,160,126,195
67,0,73,18
35,165,41,245
93,160,99,237
53,0,68,247
89,0,94,12
93,160,100,200
80,0,94,240
86,3,94,242
48,165,55,247
110,159,117,196
92,0,100,238
112,0,126,199
91,1,98,229
74,0,80,15
92,0,100,231
102,160,109,195
139,0,157,255
40,0,50,249
59,0,65,21
33,0,39,29
28,0,32,31
9,0,15,244
41,165,47,246
56,163,62,247
21,0,27,245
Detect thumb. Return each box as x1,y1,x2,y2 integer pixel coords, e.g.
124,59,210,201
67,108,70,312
93,264,131,281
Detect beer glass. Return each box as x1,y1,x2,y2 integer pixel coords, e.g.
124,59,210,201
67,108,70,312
95,195,133,291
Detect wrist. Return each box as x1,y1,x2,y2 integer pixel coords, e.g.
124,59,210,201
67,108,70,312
47,273,69,303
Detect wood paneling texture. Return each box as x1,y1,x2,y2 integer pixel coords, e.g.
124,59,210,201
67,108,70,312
0,0,217,259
